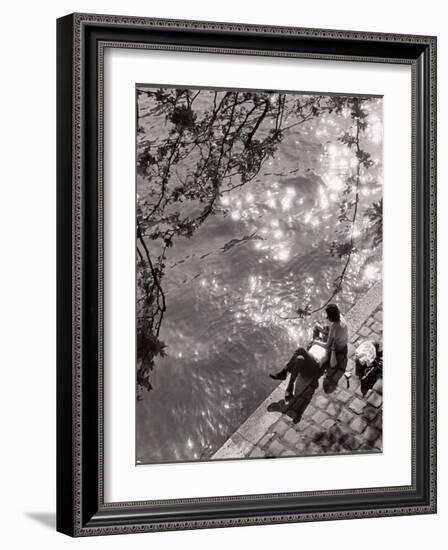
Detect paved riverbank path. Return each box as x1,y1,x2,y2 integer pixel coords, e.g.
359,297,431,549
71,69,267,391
213,282,383,460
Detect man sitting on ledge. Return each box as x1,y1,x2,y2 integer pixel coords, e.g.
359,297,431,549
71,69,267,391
269,303,349,401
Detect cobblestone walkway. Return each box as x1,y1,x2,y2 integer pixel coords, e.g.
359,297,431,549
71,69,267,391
213,284,382,460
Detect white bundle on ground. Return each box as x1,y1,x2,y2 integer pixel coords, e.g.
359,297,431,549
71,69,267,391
355,340,377,366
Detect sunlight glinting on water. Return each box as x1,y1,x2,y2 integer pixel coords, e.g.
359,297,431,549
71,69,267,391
212,129,381,348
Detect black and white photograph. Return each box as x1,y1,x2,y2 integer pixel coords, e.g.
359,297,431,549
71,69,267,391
0,0,441,544
135,86,384,464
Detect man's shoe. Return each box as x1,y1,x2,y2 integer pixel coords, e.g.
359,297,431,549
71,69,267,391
269,371,287,381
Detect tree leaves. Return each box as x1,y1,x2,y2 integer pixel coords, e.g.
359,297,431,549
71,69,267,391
339,132,357,148
329,240,356,258
170,104,197,129
364,198,383,247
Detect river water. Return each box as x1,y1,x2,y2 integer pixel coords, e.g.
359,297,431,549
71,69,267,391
136,92,383,464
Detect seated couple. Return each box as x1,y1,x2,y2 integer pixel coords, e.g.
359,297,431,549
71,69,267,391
269,303,349,401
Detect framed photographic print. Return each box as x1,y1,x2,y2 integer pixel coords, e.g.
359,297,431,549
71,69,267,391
56,13,437,536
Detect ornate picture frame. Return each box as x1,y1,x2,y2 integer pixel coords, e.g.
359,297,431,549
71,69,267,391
56,13,437,536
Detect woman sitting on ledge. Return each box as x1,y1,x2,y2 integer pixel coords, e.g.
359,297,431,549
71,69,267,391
269,303,349,401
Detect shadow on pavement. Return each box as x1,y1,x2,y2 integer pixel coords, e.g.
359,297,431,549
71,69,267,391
267,358,348,425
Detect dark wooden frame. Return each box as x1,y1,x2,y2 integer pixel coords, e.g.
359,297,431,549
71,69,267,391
57,13,437,537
